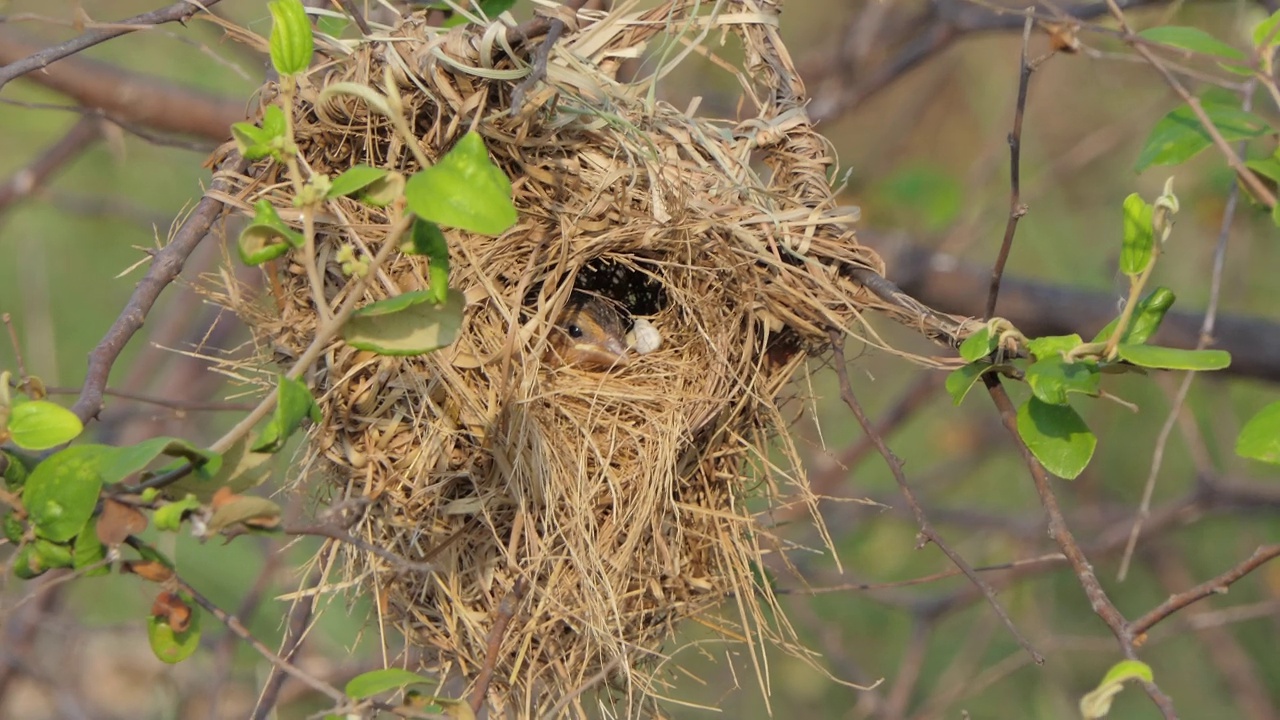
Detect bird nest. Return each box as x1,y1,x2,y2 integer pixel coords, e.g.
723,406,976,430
204,0,959,715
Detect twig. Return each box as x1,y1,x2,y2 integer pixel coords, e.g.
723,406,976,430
42,384,254,412
509,0,589,113
1104,0,1276,209
0,0,225,91
986,15,1047,319
71,153,248,423
1116,108,1249,581
981,377,1177,719
830,330,1043,665
251,541,333,720
1130,545,1280,637
469,578,527,713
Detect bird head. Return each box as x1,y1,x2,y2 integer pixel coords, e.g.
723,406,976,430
551,294,630,370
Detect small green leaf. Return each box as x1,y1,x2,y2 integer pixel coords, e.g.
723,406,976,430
1138,26,1245,61
1016,398,1097,480
3,450,30,489
1253,10,1280,50
23,445,110,542
251,375,321,454
147,603,202,664
6,400,83,451
97,437,215,485
1114,344,1231,371
346,668,435,699
1092,287,1176,345
341,288,466,356
1135,103,1269,172
230,122,273,161
239,200,304,266
1025,334,1083,361
73,516,109,576
408,219,451,303
32,537,74,571
1246,154,1280,185
945,362,995,405
404,132,518,235
327,165,390,199
440,0,518,26
1120,194,1155,277
1236,401,1280,464
1025,357,1101,405
959,326,997,362
267,0,314,76
154,494,203,531
1080,659,1154,719
158,436,273,501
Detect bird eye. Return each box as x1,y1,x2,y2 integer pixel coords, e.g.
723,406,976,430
567,324,583,339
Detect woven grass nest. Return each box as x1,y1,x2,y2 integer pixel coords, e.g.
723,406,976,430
207,0,961,714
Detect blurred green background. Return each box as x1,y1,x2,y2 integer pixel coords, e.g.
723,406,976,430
1,1,1278,719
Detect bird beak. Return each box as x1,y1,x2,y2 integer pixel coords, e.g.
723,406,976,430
572,336,630,369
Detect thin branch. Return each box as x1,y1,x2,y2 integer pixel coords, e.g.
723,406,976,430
1130,545,1280,637
0,29,244,141
1104,0,1277,209
831,330,1043,665
981,377,1178,719
70,153,249,424
986,16,1045,319
469,579,527,713
0,0,225,91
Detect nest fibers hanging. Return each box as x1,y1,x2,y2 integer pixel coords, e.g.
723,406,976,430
206,0,963,714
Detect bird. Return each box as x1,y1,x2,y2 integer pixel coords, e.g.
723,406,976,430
550,293,630,370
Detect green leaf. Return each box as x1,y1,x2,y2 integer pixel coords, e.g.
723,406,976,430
1120,194,1155,277
1246,154,1280,185
163,437,274,501
346,668,435,699
251,375,322,454
239,200,304,266
32,538,74,571
1092,287,1176,345
1135,103,1269,172
959,326,997,362
73,516,109,576
6,400,83,451
267,0,314,76
1080,659,1154,719
1253,10,1280,51
1025,357,1100,405
1025,334,1083,361
96,437,215,485
154,494,203,532
1114,344,1231,371
230,106,288,162
404,132,518,235
327,165,390,199
1236,400,1280,464
341,288,466,356
23,445,109,542
945,362,996,405
3,449,30,490
408,219,451,303
1016,398,1097,480
1138,26,1245,61
147,603,202,664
